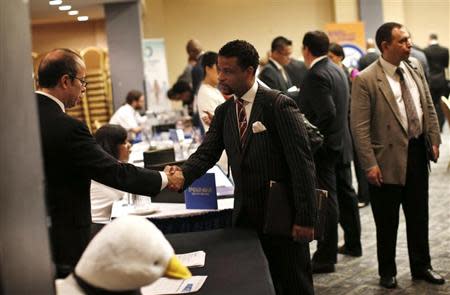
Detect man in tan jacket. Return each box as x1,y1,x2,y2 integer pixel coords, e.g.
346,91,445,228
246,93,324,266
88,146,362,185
351,22,444,289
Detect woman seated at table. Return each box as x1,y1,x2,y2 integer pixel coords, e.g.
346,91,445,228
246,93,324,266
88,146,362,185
91,124,131,222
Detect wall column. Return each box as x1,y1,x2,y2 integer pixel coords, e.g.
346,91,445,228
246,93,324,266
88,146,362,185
0,0,54,293
359,0,384,41
104,0,145,110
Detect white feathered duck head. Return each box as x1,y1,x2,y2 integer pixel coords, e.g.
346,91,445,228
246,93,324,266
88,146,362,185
56,216,191,294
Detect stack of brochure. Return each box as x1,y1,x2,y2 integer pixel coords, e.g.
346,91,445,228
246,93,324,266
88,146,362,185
142,250,207,295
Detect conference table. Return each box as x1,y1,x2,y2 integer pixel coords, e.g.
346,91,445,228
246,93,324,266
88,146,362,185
111,197,234,234
166,228,275,295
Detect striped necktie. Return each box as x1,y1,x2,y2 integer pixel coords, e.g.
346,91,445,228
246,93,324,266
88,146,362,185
236,98,248,146
396,67,422,139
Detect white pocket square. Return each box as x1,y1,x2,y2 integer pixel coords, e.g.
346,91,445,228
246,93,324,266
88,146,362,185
252,121,267,133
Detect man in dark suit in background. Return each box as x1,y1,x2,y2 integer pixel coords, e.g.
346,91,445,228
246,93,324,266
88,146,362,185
259,36,294,93
297,31,349,273
424,33,449,130
35,49,183,278
351,23,443,288
171,40,317,295
358,38,380,71
285,58,308,89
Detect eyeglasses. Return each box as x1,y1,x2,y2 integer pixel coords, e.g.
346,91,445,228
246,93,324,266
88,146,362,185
69,75,88,87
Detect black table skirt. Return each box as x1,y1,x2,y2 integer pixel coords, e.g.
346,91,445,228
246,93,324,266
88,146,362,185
166,228,275,295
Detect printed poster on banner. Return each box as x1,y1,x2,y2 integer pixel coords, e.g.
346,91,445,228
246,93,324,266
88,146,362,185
142,38,171,112
326,22,366,69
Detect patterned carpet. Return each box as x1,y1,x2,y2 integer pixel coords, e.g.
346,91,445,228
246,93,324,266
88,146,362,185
312,125,450,295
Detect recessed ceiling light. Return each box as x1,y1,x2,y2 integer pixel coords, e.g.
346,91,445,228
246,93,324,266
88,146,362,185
77,16,89,22
58,5,72,11
68,10,79,16
49,0,62,5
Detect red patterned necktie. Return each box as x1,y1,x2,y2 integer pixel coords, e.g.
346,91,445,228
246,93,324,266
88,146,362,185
396,67,422,139
236,98,248,146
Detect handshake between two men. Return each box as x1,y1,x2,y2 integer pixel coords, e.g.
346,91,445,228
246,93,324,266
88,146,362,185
164,165,185,191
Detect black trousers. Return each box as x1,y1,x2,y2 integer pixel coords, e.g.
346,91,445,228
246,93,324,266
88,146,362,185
51,224,91,278
260,234,314,295
312,147,339,264
369,136,431,277
353,150,370,203
336,161,362,253
430,86,446,131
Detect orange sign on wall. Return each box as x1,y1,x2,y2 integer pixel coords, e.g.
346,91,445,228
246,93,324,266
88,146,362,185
325,22,366,68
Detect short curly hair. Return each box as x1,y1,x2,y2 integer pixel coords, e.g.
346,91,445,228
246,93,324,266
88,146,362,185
218,40,259,75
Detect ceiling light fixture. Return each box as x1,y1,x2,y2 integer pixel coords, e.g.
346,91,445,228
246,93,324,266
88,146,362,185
77,16,89,22
68,10,79,16
58,5,72,11
49,0,62,5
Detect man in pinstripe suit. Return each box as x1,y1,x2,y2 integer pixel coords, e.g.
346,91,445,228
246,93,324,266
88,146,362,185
172,40,317,295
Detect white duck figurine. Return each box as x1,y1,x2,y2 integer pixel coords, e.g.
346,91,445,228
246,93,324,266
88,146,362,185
56,215,191,294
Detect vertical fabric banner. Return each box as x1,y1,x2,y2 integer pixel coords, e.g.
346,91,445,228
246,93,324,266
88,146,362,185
142,39,171,112
326,22,366,69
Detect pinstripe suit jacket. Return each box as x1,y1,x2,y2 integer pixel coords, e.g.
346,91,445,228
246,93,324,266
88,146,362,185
182,85,317,232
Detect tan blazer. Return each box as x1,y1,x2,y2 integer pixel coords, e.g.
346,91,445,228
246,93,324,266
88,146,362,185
351,58,441,185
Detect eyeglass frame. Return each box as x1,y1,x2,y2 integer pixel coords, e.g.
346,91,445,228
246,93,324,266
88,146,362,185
68,74,88,87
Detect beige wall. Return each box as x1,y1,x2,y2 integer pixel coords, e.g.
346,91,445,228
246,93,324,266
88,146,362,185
31,20,107,54
382,0,449,49
404,0,449,48
142,0,334,84
334,0,359,23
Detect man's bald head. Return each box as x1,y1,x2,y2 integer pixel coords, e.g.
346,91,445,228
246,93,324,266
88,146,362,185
38,48,85,89
186,39,202,60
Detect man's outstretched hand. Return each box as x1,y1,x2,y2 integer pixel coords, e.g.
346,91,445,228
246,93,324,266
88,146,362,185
164,165,184,191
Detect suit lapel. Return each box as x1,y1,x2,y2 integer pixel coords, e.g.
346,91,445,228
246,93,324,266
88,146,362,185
269,60,289,90
241,86,264,157
404,61,429,131
376,62,408,135
226,99,241,154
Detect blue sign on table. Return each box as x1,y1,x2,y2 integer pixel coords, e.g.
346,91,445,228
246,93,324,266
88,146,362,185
184,173,218,209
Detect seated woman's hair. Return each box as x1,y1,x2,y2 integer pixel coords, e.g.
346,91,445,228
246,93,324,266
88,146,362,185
94,124,128,159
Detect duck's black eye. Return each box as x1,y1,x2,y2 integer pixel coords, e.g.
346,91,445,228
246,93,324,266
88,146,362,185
154,260,159,266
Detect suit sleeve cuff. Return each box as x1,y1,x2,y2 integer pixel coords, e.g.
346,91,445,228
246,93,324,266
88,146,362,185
159,171,168,190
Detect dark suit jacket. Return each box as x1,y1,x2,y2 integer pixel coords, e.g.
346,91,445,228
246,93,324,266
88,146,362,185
191,54,204,94
258,60,292,92
424,44,449,89
37,94,162,269
181,85,317,231
297,58,350,154
285,59,308,89
358,51,379,71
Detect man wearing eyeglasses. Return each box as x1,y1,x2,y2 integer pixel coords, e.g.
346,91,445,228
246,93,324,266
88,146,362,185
35,48,184,279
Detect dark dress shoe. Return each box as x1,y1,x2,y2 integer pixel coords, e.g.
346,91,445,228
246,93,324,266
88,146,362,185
379,276,397,288
337,245,362,257
312,262,335,274
412,269,445,284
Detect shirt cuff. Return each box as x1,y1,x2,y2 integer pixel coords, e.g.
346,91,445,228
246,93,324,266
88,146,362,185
159,171,168,190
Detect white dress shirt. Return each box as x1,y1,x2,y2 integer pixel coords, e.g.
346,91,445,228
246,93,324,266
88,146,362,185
109,104,147,131
90,180,125,222
234,80,259,124
196,83,225,132
35,91,65,112
308,55,328,69
379,57,423,131
269,58,289,82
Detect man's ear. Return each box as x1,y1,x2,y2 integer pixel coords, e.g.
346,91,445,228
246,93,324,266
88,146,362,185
60,74,71,89
246,66,255,77
381,41,389,53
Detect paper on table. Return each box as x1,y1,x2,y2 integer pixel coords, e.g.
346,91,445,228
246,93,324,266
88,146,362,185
176,251,206,268
141,276,207,295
